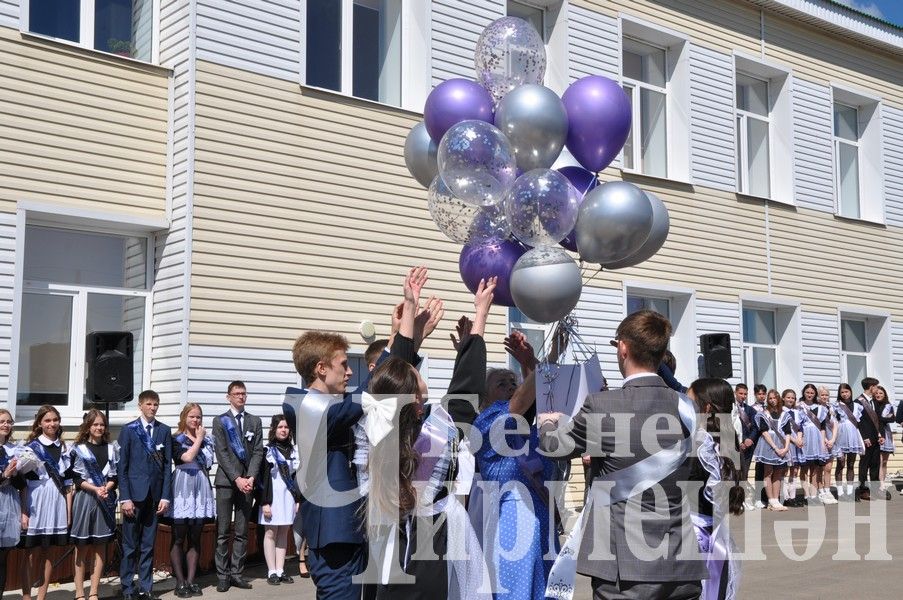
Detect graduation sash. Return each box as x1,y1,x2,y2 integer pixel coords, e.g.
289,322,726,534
737,402,752,428
75,444,117,524
859,397,881,431
175,433,213,471
0,445,9,472
802,405,822,429
28,440,68,495
130,420,164,468
269,445,301,502
220,415,248,464
838,401,860,427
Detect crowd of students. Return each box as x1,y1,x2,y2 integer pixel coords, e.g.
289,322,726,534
0,385,303,600
732,378,899,511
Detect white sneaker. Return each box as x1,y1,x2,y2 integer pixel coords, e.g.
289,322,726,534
744,500,757,511
755,500,766,509
821,492,838,505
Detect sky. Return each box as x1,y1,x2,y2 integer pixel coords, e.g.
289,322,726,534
834,0,903,27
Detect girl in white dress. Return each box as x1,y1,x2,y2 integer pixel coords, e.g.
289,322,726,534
259,414,300,585
0,408,20,597
834,383,864,500
817,386,840,504
71,409,118,600
19,405,73,600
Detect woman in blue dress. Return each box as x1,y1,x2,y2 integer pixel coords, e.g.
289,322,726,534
473,330,558,600
0,408,21,597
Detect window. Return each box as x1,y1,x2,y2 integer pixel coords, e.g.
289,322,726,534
619,16,691,182
831,85,883,223
15,226,151,416
741,298,801,392
624,283,695,384
506,1,567,95
736,74,770,198
733,54,793,203
509,307,552,369
303,0,428,110
22,0,156,61
838,310,891,398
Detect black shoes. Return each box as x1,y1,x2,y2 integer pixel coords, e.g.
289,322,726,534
229,577,252,590
188,583,203,597
136,592,160,600
279,574,293,584
267,575,281,586
215,581,230,593
175,585,191,598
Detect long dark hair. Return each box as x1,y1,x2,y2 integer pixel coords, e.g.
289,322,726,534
688,378,745,516
801,383,817,404
27,405,62,443
268,413,294,445
837,383,854,405
365,357,421,523
76,409,110,445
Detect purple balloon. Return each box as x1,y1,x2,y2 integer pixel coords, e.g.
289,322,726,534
458,238,527,307
561,76,632,173
424,79,494,143
557,165,600,252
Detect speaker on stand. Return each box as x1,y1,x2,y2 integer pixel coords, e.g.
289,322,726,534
86,331,135,422
700,333,733,379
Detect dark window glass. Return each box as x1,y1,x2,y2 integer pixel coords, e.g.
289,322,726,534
95,0,134,56
306,0,341,91
29,0,80,43
352,3,379,101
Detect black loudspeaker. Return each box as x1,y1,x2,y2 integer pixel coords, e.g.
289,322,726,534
700,333,733,379
86,331,134,404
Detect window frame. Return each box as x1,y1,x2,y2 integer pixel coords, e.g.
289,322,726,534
740,296,801,393
8,205,164,425
508,307,555,370
830,83,885,224
837,308,891,398
506,0,568,96
300,0,430,113
741,307,778,391
19,0,161,64
833,101,862,219
735,72,771,199
618,14,691,184
621,36,669,177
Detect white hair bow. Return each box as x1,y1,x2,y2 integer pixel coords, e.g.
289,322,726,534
361,392,398,446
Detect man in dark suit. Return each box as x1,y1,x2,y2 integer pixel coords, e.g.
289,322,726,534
855,377,882,501
118,390,173,600
213,380,265,591
733,383,761,510
539,310,707,599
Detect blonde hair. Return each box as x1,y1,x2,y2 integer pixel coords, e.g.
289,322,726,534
177,402,203,434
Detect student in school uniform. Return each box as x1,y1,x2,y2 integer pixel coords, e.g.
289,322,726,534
875,385,896,500
71,410,119,600
817,386,840,503
168,403,216,598
752,391,793,511
0,408,21,597
833,383,864,501
259,414,301,586
797,384,829,505
118,390,173,600
19,405,73,600
781,389,804,506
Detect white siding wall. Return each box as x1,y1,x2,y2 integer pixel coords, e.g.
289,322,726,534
690,45,736,191
152,0,195,417
696,298,742,384
0,0,15,28
568,5,618,81
883,104,903,227
792,78,835,213
196,0,300,82
0,214,15,400
572,286,623,387
431,0,503,86
801,311,841,386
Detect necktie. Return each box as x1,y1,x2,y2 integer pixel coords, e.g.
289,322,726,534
236,412,243,432
146,423,153,437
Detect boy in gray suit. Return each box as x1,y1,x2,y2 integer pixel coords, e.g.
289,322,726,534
539,310,706,600
213,380,265,591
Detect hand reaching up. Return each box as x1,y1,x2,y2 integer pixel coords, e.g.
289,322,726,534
471,277,497,337
450,315,473,352
414,295,444,351
504,329,537,374
404,266,428,305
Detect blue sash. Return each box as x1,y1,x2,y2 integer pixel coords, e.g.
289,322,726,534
130,420,164,467
269,445,300,501
28,440,68,495
75,444,117,524
220,415,247,464
175,433,212,471
0,445,10,472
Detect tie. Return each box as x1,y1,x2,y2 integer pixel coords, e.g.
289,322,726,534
146,423,153,437
236,412,243,432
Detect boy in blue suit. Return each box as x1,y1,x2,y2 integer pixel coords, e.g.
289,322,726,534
118,390,173,600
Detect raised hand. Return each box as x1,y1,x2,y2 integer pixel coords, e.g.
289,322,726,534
414,295,444,351
474,277,497,315
450,315,473,351
390,301,404,335
504,330,537,373
404,266,428,304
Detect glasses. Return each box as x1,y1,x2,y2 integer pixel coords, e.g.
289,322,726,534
229,392,247,398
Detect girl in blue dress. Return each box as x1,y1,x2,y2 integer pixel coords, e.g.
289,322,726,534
833,383,864,500
781,389,804,506
797,384,827,505
752,391,792,511
0,408,20,597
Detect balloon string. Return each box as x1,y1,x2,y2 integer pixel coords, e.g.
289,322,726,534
583,265,604,287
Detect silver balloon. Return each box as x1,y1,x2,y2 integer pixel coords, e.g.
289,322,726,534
504,169,579,247
438,119,517,207
510,246,582,323
475,17,546,105
575,181,654,264
428,176,510,244
603,191,670,269
404,121,438,189
495,84,567,171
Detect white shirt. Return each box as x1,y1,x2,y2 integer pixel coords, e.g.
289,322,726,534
622,371,657,384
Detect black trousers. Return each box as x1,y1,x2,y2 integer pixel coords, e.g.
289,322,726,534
858,442,881,491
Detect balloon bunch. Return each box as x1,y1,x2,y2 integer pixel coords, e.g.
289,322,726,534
403,17,670,323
